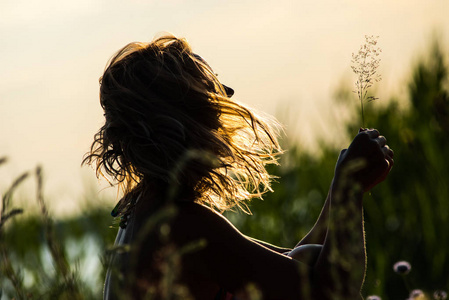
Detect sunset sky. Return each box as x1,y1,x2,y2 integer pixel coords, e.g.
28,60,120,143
1,0,448,215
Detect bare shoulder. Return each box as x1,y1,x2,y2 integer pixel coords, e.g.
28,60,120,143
134,201,308,299
133,201,241,257
168,202,243,245
170,203,306,297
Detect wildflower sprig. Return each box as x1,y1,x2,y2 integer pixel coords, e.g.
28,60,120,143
351,35,382,127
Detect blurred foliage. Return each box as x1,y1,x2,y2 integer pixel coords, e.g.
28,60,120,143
1,40,448,299
1,206,115,297
0,169,116,299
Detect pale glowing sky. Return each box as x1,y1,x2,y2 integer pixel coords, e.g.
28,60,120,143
1,0,448,215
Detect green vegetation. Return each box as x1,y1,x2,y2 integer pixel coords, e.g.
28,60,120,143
0,166,115,299
1,40,448,299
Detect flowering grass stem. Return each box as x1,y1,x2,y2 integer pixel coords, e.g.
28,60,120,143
351,35,382,128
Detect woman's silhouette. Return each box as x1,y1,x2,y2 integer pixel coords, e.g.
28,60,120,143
84,34,394,300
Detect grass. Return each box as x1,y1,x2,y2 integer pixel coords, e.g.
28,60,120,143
1,38,448,300
351,35,382,128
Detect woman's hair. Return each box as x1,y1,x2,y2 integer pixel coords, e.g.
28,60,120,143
83,34,282,214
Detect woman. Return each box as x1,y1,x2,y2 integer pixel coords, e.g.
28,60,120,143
84,34,394,300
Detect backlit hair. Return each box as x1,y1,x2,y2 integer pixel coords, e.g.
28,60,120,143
83,34,282,214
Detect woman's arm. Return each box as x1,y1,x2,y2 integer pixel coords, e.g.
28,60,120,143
295,187,331,247
311,129,394,298
286,190,331,266
291,129,394,297
312,178,366,298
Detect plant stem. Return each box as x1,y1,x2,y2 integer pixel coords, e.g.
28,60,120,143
361,96,365,128
359,76,365,128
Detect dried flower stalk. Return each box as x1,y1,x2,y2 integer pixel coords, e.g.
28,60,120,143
351,35,382,127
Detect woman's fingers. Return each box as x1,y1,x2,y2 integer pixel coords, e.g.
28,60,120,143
386,155,394,170
382,145,394,158
366,129,380,139
374,136,387,148
342,128,394,192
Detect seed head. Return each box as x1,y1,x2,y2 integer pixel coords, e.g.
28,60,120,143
434,290,447,300
393,260,412,275
410,289,425,299
351,35,382,127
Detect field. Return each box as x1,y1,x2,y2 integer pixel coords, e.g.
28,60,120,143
1,40,448,300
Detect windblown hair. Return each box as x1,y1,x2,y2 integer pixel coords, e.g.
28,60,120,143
83,34,282,214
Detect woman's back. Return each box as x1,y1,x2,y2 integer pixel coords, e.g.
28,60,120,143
105,193,305,299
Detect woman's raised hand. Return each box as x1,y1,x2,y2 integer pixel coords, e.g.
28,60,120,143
335,128,394,193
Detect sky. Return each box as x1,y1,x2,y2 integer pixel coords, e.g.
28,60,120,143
1,0,448,216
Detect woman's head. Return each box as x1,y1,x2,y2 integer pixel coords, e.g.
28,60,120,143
84,34,282,213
